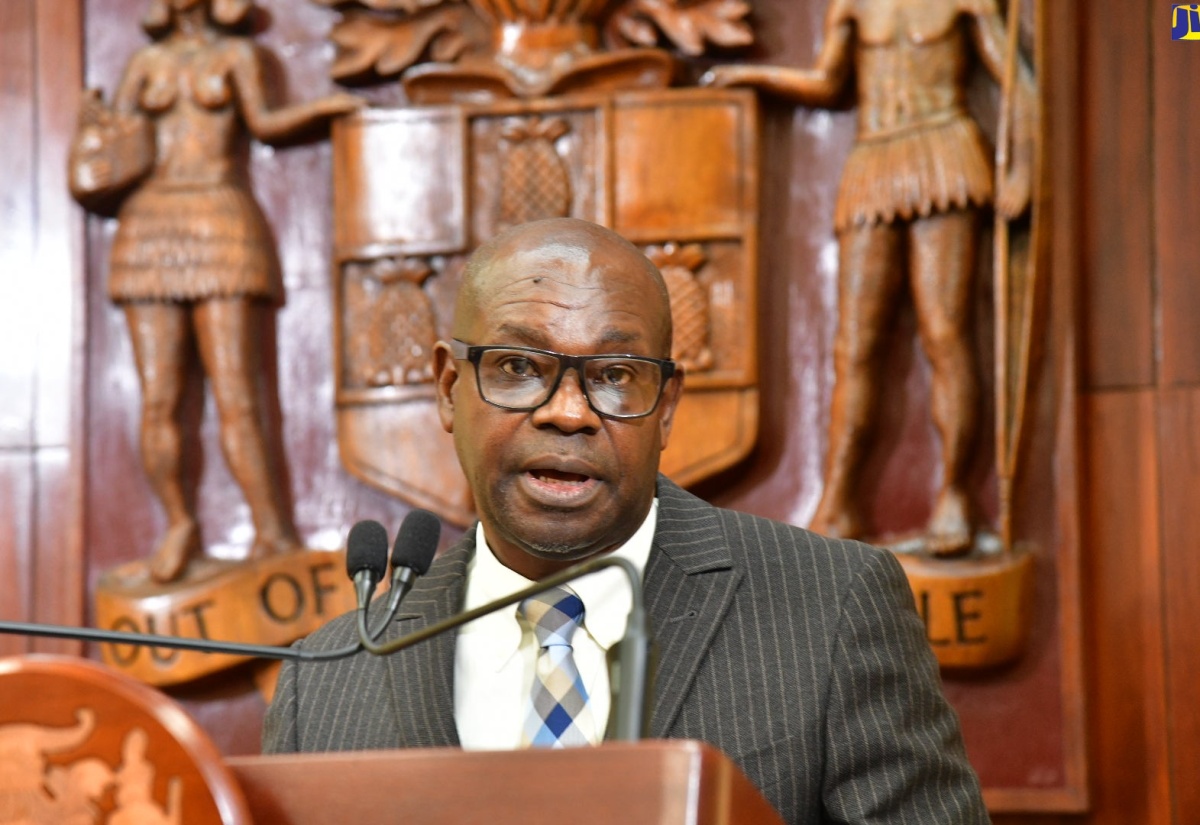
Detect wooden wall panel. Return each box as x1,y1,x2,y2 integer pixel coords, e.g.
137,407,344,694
0,0,39,661
0,453,35,657
33,447,83,655
32,2,84,450
0,0,38,451
1158,392,1200,817
1041,3,1089,808
1082,392,1171,825
33,0,87,647
1080,0,1154,390
0,0,85,655
1155,19,1200,386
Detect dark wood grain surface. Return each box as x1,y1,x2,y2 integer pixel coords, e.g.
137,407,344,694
11,0,1200,820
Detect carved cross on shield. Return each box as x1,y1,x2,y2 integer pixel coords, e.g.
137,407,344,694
331,88,760,526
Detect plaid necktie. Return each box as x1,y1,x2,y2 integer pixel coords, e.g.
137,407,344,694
518,586,596,748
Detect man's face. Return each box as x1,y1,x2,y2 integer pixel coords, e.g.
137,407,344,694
434,228,682,579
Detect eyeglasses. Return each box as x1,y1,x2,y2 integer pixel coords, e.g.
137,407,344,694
449,339,676,420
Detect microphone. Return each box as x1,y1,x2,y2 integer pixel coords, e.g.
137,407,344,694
368,509,441,642
354,554,652,742
346,519,390,611
0,515,437,664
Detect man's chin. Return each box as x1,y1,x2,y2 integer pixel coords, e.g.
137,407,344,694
519,536,609,564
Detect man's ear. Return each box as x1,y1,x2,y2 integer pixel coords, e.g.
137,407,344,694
432,341,458,433
657,367,685,450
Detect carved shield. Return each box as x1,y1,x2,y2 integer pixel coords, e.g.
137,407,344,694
332,88,759,525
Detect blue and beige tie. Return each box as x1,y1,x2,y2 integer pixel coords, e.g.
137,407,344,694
518,586,596,748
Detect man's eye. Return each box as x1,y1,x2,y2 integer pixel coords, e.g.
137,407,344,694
594,364,636,387
497,356,541,378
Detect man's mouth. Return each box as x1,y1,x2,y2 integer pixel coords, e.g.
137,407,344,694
521,466,601,506
528,469,591,485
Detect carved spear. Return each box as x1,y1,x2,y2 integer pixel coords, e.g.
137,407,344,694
994,0,1039,553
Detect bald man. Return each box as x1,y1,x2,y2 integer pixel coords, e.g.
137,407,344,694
263,218,988,824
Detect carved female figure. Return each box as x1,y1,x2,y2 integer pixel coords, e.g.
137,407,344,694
72,0,360,582
706,0,1034,555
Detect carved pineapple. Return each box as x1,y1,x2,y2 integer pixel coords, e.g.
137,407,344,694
498,116,573,229
344,257,438,388
646,242,714,372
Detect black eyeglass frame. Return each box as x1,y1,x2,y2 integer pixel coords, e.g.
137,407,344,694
448,338,677,420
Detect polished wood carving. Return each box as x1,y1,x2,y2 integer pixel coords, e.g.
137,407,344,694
647,243,716,373
314,0,752,100
93,549,359,686
705,0,1043,667
344,257,439,388
706,0,1040,557
67,0,361,585
0,656,250,823
317,0,760,526
332,91,759,526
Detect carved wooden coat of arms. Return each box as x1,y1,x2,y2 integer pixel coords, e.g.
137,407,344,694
321,0,761,525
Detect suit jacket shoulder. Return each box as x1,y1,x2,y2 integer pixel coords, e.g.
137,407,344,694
648,476,988,824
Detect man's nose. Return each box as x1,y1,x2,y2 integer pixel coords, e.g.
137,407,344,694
530,368,602,432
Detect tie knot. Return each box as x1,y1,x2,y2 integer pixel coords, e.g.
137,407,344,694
519,586,585,648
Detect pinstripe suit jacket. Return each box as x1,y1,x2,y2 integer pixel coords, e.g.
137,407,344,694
263,477,988,824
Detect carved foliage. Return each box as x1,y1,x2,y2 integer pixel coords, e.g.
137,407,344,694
327,5,469,82
314,0,753,82
607,0,754,56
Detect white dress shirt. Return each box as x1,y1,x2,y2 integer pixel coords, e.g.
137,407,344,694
453,500,657,750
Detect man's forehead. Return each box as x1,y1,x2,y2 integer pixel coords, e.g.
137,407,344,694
481,237,640,286
455,221,670,350
495,239,593,270
476,263,648,321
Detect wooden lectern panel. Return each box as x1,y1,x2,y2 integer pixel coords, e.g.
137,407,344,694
228,740,784,825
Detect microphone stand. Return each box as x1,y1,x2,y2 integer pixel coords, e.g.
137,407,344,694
0,620,364,662
0,568,423,660
355,554,651,742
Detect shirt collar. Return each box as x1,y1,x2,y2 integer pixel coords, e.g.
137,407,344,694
460,500,658,671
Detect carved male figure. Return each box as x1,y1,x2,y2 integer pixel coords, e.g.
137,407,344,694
706,0,1035,554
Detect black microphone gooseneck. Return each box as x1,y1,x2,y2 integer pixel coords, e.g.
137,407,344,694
354,554,651,742
0,619,353,662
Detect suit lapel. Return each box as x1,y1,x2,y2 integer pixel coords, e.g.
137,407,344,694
382,535,475,749
645,478,741,738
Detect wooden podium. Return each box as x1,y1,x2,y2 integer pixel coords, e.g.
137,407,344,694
0,655,783,825
228,740,784,825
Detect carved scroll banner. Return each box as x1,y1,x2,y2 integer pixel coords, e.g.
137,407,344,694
898,547,1034,669
94,551,358,686
332,89,759,525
